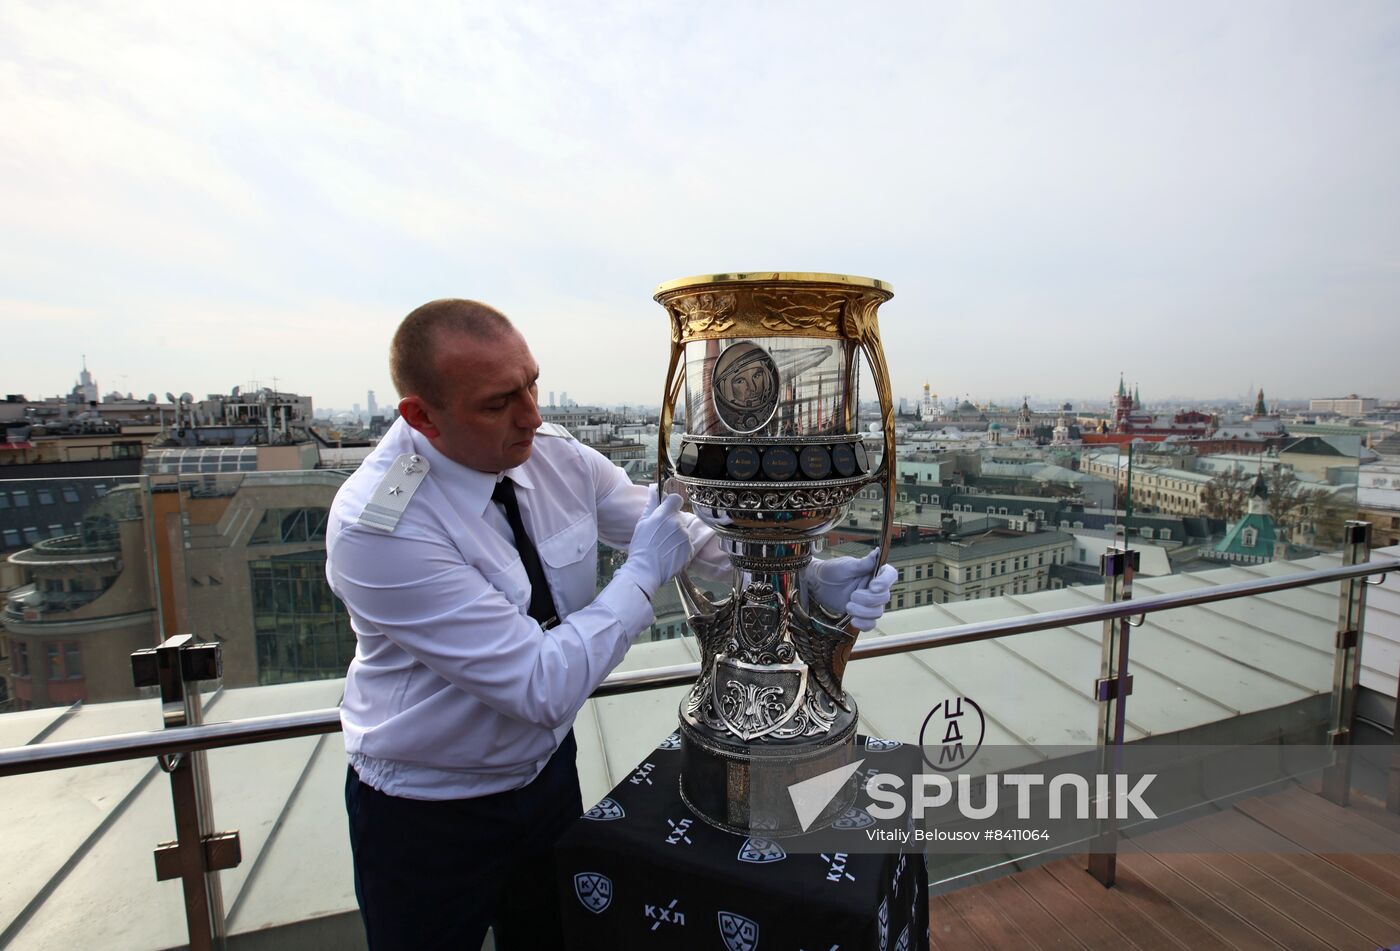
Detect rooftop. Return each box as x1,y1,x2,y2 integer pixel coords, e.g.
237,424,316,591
2,548,1396,947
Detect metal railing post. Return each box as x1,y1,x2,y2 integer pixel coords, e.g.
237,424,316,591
1322,522,1371,806
131,635,240,951
1088,546,1138,888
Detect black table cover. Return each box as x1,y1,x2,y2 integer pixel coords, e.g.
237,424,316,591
557,731,929,950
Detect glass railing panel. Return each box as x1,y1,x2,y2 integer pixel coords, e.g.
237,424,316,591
0,688,190,948
1122,569,1338,744
152,468,354,718
0,474,151,718
203,733,359,944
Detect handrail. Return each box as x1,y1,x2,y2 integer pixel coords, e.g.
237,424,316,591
0,557,1393,779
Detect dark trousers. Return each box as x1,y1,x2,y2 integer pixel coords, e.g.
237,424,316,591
345,733,583,951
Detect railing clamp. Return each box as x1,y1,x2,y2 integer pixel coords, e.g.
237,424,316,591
155,831,242,881
1094,675,1134,702
1335,628,1358,650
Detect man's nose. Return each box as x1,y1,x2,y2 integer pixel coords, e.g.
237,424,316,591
518,390,543,430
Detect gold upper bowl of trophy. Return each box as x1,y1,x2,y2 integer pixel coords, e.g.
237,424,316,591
656,273,891,543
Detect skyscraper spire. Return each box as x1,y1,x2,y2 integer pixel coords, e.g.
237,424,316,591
1254,387,1267,416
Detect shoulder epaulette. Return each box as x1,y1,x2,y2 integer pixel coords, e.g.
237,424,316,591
357,453,430,532
536,422,576,440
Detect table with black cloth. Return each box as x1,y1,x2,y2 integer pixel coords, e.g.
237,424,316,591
556,731,928,951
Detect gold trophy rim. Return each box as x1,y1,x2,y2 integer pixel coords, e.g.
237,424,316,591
653,271,893,299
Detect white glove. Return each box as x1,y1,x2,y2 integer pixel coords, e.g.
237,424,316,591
617,493,693,596
805,549,898,632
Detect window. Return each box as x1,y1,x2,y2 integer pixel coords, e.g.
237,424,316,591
1036,510,1045,520
942,566,950,580
93,484,109,497
47,524,65,537
13,490,30,507
1141,527,1154,539
62,486,80,503
14,642,29,677
251,552,356,685
0,493,7,508
37,488,55,505
1160,529,1171,540
914,565,923,580
47,643,63,679
1079,548,1088,561
249,508,330,545
896,594,904,608
2,529,18,548
1242,527,1259,548
22,527,40,544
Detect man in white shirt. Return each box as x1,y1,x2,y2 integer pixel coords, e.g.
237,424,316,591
329,298,893,950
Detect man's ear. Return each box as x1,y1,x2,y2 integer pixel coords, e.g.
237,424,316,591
399,396,441,439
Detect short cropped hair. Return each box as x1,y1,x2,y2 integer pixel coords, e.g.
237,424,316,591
390,299,516,405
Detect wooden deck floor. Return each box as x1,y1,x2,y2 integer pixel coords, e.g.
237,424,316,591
930,784,1400,950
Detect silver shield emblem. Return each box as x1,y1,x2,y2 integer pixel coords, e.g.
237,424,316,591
878,897,889,951
865,736,903,752
574,872,612,914
737,836,786,864
715,658,806,741
658,731,682,751
832,806,875,830
894,923,910,951
717,911,760,951
583,797,625,821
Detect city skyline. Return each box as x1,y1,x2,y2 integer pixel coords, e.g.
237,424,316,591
14,353,1396,420
3,2,1398,409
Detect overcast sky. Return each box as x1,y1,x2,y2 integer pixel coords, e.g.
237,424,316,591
3,1,1397,412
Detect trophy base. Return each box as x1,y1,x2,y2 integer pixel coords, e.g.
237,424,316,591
677,713,858,836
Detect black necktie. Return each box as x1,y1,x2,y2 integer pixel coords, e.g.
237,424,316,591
491,477,558,627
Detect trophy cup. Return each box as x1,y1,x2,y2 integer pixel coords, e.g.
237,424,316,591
654,272,896,835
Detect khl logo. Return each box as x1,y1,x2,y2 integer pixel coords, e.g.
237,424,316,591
877,897,888,951
629,762,656,786
831,806,874,831
738,836,786,863
583,797,625,821
643,898,685,931
658,731,682,750
865,736,902,752
821,852,854,883
574,873,612,914
664,817,694,845
718,911,760,951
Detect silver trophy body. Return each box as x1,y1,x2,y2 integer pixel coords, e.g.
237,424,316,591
654,273,897,835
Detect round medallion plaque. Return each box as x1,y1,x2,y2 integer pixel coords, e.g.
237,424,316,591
711,342,779,434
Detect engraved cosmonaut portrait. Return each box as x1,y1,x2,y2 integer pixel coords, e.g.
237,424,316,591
654,272,897,835
711,342,780,433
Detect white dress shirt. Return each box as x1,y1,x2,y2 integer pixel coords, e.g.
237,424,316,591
328,418,726,800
